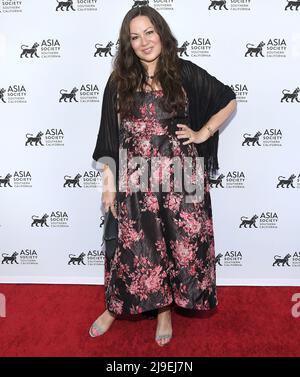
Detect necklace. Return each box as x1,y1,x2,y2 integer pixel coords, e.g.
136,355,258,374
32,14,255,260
145,74,154,80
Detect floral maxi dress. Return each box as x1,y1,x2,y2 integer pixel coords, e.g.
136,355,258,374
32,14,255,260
105,90,217,315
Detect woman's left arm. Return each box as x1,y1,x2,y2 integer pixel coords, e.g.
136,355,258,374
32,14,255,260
176,98,237,145
195,98,237,143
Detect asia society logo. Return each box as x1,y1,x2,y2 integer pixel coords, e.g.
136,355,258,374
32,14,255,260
242,129,283,147
25,129,64,147
63,171,102,188
272,252,300,267
31,211,69,228
209,171,245,189
285,1,300,10
0,171,32,188
215,251,243,267
56,0,99,11
245,39,287,58
94,41,115,57
208,0,251,11
230,84,248,103
59,84,100,103
0,0,23,13
67,250,104,266
177,38,212,58
1,250,38,265
281,87,300,103
276,174,300,189
0,85,27,104
20,39,61,59
239,212,279,229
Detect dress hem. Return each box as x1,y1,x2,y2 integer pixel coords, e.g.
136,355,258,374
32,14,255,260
107,300,218,316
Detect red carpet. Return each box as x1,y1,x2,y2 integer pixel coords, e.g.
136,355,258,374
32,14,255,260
0,284,299,357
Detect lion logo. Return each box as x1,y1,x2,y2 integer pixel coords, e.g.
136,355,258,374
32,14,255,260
276,175,296,188
215,253,223,266
63,174,82,187
208,0,228,10
177,41,189,57
94,42,114,57
272,254,291,266
0,88,6,103
2,252,19,264
59,88,78,102
31,214,49,227
20,43,39,58
242,132,262,146
281,88,300,103
0,174,12,187
239,215,258,228
56,0,75,11
100,215,105,228
209,174,225,188
245,42,265,57
25,132,44,146
68,253,86,265
285,0,300,10
132,0,149,8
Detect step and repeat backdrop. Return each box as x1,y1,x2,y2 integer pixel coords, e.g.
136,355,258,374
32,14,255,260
0,0,299,285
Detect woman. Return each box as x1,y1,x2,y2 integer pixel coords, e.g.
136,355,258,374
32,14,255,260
90,6,236,346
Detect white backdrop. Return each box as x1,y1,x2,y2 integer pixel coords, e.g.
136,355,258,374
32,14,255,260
0,0,299,286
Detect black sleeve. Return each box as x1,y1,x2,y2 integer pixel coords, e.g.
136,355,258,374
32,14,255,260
92,75,119,171
198,65,236,124
180,59,236,175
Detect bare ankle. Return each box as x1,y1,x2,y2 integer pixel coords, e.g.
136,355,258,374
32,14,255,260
158,306,172,315
105,309,116,319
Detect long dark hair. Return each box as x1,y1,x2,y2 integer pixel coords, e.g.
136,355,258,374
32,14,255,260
112,6,186,118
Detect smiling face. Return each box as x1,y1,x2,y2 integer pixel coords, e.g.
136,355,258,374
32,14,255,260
129,15,162,71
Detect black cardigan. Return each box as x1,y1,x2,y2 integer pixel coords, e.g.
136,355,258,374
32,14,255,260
92,58,236,180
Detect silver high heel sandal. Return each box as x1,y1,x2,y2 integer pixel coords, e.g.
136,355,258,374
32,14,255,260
155,333,173,346
89,321,106,337
89,310,116,337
